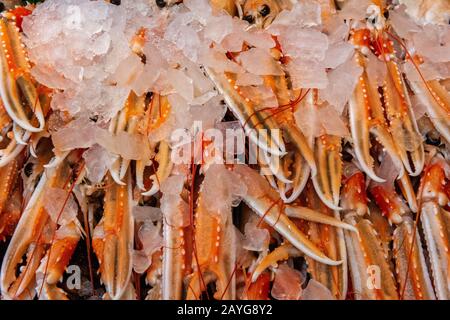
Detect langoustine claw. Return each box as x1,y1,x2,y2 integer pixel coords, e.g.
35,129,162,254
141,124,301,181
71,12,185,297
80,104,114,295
205,65,316,204
303,182,348,300
0,0,448,302
0,152,24,240
139,94,173,196
0,103,29,167
0,151,83,300
304,90,343,211
108,92,146,185
370,176,435,300
349,29,405,182
93,172,134,300
417,154,450,299
35,221,81,300
185,165,237,300
379,40,425,176
407,71,450,145
160,172,190,300
233,164,355,267
341,169,399,299
106,90,172,197
0,7,45,133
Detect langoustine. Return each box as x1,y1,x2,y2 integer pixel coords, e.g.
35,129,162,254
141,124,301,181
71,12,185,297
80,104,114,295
0,0,447,301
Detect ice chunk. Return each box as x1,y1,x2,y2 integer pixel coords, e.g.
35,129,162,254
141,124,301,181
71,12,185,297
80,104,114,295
366,51,387,86
22,0,145,121
44,187,79,225
204,15,234,44
132,250,151,274
31,66,73,91
232,165,276,199
167,69,195,102
53,117,151,160
339,0,372,21
221,32,245,53
270,1,321,29
390,5,421,39
201,164,247,219
108,54,145,89
199,48,244,74
324,16,350,44
301,279,335,300
242,215,270,252
243,29,276,50
55,223,81,240
373,153,401,188
184,61,215,97
287,59,328,89
185,0,212,25
160,174,185,195
121,0,154,17
83,144,111,184
271,264,304,300
190,95,227,129
133,220,163,274
95,129,151,161
320,57,363,113
317,104,350,137
295,103,318,139
323,42,355,69
409,95,427,120
238,48,283,76
295,0,322,27
133,206,162,223
233,226,253,267
129,43,169,96
413,25,450,63
221,19,274,52
139,222,162,256
52,118,98,151
160,198,189,228
50,85,129,120
295,102,349,139
164,11,202,62
239,85,278,110
160,175,190,228
279,29,328,61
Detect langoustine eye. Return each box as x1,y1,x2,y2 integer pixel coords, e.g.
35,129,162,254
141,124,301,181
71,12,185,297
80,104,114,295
155,0,167,8
243,14,255,24
259,4,270,17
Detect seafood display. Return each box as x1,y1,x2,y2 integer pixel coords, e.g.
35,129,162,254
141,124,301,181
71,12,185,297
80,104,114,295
0,0,448,300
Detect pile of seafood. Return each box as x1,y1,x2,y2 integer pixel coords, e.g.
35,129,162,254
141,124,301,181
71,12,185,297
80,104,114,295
0,0,448,300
